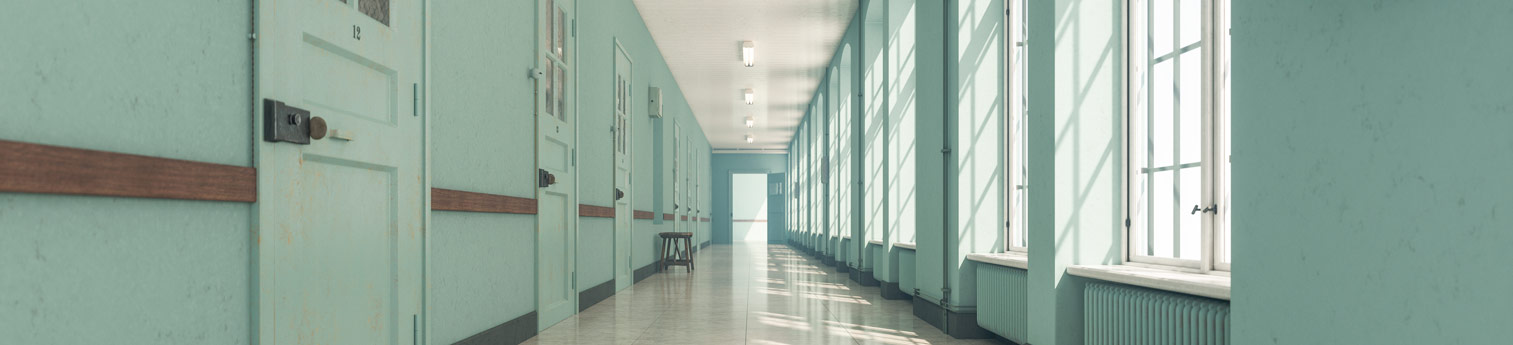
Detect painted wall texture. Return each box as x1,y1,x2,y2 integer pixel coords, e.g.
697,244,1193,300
711,154,788,244
430,0,712,342
0,1,253,344
1232,1,1513,343
2,0,712,344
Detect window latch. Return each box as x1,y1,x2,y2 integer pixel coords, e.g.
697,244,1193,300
1190,204,1217,215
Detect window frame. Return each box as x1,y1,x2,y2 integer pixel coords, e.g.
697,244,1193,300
1122,0,1230,274
1004,0,1029,253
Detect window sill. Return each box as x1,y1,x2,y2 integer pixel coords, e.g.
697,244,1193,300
868,240,884,246
1067,264,1230,301
966,252,1028,270
894,242,916,250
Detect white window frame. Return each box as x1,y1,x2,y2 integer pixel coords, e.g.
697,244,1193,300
1004,0,1029,253
1123,0,1230,274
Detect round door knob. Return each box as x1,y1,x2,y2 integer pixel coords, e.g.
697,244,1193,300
309,116,328,140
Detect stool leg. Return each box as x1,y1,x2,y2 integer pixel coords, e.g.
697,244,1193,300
659,238,669,272
684,239,693,273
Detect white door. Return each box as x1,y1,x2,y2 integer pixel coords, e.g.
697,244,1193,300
254,0,424,344
732,174,770,243
612,41,634,290
536,0,578,331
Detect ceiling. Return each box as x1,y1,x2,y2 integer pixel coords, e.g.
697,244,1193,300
632,0,858,150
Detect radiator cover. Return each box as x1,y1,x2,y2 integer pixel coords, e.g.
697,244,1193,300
976,265,1029,343
1085,282,1230,345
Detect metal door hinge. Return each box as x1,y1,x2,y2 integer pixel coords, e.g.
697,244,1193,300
412,83,420,117
941,147,952,154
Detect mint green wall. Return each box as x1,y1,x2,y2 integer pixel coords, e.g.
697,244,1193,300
911,0,951,305
0,2,253,344
0,1,713,344
711,154,788,244
427,0,540,342
575,1,713,268
430,1,712,341
946,0,1007,309
881,0,919,284
1233,2,1513,343
1028,0,1124,343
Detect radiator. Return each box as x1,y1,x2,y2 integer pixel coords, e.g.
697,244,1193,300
1085,282,1230,345
977,265,1029,344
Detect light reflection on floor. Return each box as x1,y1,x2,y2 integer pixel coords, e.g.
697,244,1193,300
520,244,1005,345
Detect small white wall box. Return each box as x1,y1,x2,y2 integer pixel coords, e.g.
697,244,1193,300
648,86,664,118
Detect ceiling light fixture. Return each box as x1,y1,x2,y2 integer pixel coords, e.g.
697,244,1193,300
746,134,755,143
742,41,756,67
744,116,755,128
743,89,755,105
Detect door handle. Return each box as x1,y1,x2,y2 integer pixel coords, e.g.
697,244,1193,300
308,116,328,140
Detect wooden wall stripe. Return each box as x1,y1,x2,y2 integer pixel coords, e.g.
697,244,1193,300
578,204,614,218
663,214,675,221
431,188,537,214
634,210,654,220
0,140,257,202
680,215,688,221
700,217,711,222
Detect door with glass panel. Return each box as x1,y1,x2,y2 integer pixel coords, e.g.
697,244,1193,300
536,0,578,330
254,0,424,343
613,41,634,290
1127,0,1230,271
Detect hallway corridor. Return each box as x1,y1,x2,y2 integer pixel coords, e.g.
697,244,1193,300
524,245,1001,345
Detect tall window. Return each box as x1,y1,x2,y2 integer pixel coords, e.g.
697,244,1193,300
1005,0,1028,252
1127,0,1229,271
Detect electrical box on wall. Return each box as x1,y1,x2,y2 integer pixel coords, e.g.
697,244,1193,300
648,86,663,118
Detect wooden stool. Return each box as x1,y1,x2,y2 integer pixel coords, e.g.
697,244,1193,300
659,232,695,272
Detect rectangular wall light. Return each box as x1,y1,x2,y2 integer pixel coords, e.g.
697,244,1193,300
742,41,755,67
744,116,755,128
746,134,755,143
743,89,754,105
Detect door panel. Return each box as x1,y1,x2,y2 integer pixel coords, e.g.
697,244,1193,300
613,42,634,291
537,0,578,331
255,0,423,344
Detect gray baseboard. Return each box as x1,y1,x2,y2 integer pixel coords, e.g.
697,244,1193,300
837,264,850,273
850,269,881,286
452,311,537,345
911,298,994,339
701,241,710,249
822,256,836,267
634,262,658,283
880,281,911,300
578,279,615,312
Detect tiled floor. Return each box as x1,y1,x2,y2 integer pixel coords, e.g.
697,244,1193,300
522,244,1005,345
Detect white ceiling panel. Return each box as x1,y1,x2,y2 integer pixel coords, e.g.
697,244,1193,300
633,0,858,150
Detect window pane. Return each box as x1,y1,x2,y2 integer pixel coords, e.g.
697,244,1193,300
1151,170,1174,258
1152,0,1173,57
555,65,566,121
360,0,389,26
547,0,556,55
1180,48,1203,165
1152,60,1174,168
545,63,555,116
1179,0,1201,47
1178,166,1202,260
557,9,567,59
